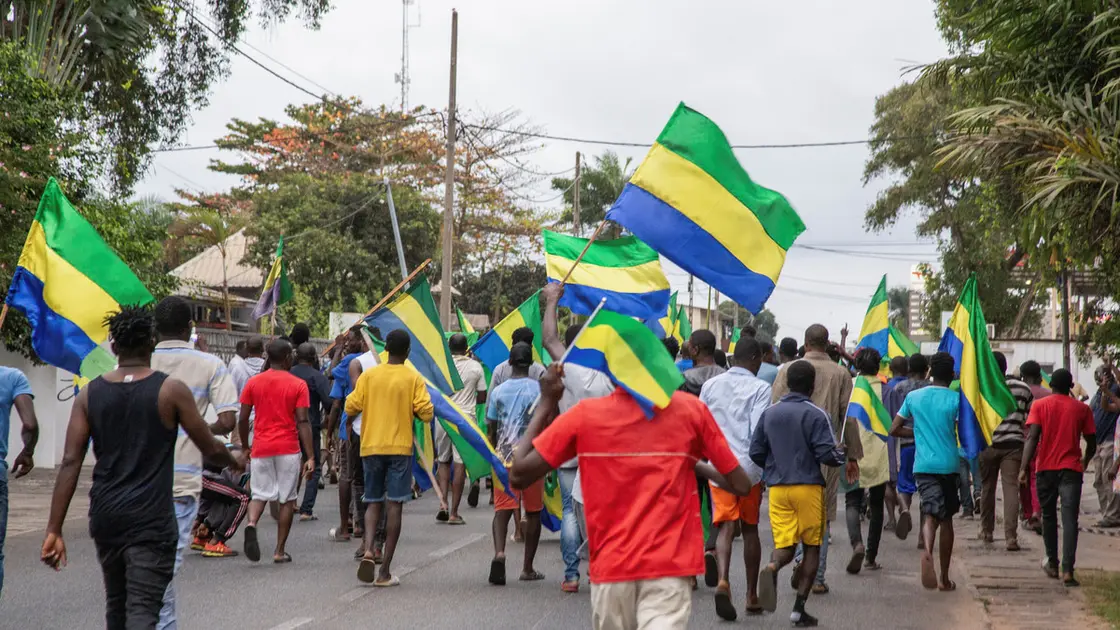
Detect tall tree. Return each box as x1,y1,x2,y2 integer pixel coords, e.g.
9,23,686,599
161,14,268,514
717,301,780,344
0,0,333,192
888,286,910,333
550,151,634,230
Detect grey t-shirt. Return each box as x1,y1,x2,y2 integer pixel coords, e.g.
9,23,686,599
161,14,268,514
681,364,727,396
489,360,546,391
889,378,930,448
557,364,615,469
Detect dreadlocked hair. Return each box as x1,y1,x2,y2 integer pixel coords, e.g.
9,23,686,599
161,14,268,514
104,304,156,356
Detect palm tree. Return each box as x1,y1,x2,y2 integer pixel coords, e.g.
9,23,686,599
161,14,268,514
888,286,910,333
550,151,635,231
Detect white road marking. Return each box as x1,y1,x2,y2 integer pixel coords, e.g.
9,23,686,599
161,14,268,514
429,533,485,559
268,617,314,630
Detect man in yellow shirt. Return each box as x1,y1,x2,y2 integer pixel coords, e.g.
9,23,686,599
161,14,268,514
345,329,433,587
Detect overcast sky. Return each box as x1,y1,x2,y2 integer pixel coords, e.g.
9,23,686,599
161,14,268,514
138,0,950,343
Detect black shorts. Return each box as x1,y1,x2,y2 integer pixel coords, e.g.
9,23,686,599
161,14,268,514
915,473,960,521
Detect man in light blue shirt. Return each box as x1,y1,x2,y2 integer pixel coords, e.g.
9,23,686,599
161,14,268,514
699,338,772,619
757,343,780,385
0,366,38,599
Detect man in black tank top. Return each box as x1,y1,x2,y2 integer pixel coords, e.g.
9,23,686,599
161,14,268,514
41,306,238,630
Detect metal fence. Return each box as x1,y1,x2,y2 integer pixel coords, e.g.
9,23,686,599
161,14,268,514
196,329,331,362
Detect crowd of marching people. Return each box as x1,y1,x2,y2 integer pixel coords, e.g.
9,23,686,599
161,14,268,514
0,289,1116,629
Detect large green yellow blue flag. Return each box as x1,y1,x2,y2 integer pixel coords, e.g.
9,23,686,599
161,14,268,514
888,326,920,360
938,274,1017,457
606,103,806,313
5,178,153,383
366,276,463,395
645,291,686,344
470,292,551,371
566,308,684,416
541,472,563,532
543,230,670,319
856,275,889,356
728,327,743,354
847,375,890,441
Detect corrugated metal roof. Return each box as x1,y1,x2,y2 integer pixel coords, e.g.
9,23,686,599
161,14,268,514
170,229,263,289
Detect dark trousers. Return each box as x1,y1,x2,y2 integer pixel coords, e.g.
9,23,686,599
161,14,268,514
846,484,885,563
1036,469,1083,574
96,539,176,630
299,426,323,515
200,475,249,542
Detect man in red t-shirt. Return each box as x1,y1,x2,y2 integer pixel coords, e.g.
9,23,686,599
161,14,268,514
237,339,315,564
1020,368,1097,586
510,364,752,630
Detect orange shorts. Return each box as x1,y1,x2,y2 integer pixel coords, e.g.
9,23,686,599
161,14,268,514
710,482,763,525
495,475,544,513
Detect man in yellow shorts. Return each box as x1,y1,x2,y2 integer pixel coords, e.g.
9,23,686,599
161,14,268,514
700,337,772,620
749,360,847,627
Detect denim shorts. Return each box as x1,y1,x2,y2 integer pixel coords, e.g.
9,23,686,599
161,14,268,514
362,455,413,503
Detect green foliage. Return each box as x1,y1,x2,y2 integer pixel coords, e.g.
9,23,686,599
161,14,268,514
888,286,910,333
551,151,634,228
1,0,333,193
717,301,779,344
454,261,547,324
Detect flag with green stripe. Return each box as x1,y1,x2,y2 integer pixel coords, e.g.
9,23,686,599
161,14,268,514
470,291,551,371
543,230,670,319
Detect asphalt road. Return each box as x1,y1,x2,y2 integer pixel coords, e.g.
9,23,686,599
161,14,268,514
2,484,987,629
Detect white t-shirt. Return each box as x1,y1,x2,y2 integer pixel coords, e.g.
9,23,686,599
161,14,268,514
451,355,486,412
557,363,615,469
351,351,378,435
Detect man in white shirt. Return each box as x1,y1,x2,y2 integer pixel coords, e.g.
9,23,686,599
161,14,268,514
541,283,614,594
489,327,547,391
151,297,239,630
437,334,488,524
699,337,772,621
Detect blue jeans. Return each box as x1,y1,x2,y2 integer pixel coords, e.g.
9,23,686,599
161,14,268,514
793,520,830,585
959,456,981,513
158,496,199,630
0,466,7,600
557,468,582,582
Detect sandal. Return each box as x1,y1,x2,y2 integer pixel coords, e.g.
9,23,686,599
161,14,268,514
447,515,466,525
811,583,829,595
327,528,351,542
1063,575,1080,587
920,551,938,589
243,525,261,563
519,570,546,581
436,508,450,523
273,552,292,564
938,580,956,592
357,558,377,583
864,560,882,571
299,514,318,522
714,582,737,622
489,557,506,586
374,575,400,587
758,565,778,612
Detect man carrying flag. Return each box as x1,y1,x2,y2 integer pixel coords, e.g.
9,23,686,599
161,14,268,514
510,357,754,629
843,349,891,574
436,334,487,525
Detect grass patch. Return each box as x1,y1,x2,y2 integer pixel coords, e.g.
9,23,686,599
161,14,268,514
1081,569,1120,628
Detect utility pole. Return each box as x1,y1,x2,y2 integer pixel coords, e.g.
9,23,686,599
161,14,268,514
573,151,582,236
1060,265,1071,369
438,9,458,327
687,274,694,328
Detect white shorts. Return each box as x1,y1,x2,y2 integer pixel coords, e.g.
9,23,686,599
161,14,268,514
435,423,462,465
590,577,691,630
250,453,301,502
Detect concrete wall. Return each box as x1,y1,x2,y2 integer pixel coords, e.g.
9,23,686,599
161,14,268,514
990,339,1102,398
2,346,76,470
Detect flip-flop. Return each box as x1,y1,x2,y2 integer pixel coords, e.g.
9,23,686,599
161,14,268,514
896,512,912,540
357,558,377,583
864,561,882,571
745,602,764,616
714,585,737,621
447,515,466,525
299,514,318,522
704,552,719,587
847,547,865,574
436,508,450,522
920,551,938,589
938,580,956,592
1064,576,1081,587
273,552,292,564
758,566,778,613
327,528,351,542
373,575,400,587
467,483,480,508
519,570,546,581
790,561,801,590
489,558,506,586
244,525,261,563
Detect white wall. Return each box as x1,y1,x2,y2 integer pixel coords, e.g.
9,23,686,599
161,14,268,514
991,339,1102,398
1,346,76,469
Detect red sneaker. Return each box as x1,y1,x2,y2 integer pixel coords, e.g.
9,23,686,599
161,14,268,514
190,537,206,551
202,541,239,558
561,579,579,593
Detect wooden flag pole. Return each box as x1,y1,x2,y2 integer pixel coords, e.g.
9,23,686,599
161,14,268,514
0,303,8,333
323,259,432,355
558,219,609,286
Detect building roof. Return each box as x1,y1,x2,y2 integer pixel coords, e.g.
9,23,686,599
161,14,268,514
431,281,462,297
170,229,263,290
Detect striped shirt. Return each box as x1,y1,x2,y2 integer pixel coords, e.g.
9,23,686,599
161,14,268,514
152,340,240,499
992,376,1033,446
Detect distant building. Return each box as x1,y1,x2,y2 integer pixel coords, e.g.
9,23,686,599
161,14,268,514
908,264,933,341
169,229,261,332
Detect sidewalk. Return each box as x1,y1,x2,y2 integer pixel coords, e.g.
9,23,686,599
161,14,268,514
5,467,89,537
954,469,1118,630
